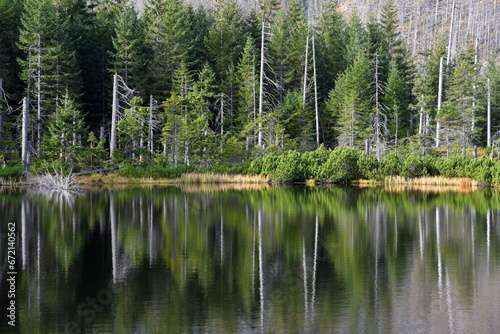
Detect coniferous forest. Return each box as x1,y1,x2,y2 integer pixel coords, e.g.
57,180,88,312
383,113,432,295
2,0,500,183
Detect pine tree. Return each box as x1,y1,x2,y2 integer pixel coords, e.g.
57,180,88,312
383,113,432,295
441,42,482,155
161,61,194,165
206,0,244,84
327,52,372,148
0,0,23,103
18,0,83,152
110,5,148,93
268,0,307,103
486,61,500,146
144,0,192,100
383,60,411,145
116,96,148,162
237,36,258,149
316,0,346,99
41,91,87,168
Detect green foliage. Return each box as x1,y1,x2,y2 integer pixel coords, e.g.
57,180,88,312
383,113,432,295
301,144,331,179
435,154,469,178
401,155,428,178
357,153,380,179
0,165,23,180
379,151,403,176
247,157,263,175
260,153,281,176
40,91,87,170
272,150,304,182
318,147,360,183
116,163,196,179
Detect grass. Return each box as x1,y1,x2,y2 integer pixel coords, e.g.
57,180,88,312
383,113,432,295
178,173,269,184
76,172,269,185
384,175,479,187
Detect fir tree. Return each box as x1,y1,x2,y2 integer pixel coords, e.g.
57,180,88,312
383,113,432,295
41,91,87,168
327,52,372,148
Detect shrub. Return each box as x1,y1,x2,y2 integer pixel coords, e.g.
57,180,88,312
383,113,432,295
379,151,403,176
466,156,493,184
273,150,304,182
247,157,263,175
0,165,24,180
357,153,380,179
260,153,281,176
301,144,331,179
401,155,428,178
318,147,360,183
435,154,469,178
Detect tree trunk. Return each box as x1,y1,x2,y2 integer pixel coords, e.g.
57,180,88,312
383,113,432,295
22,98,30,174
446,0,457,67
312,35,320,146
487,78,491,147
149,95,154,155
258,16,265,148
37,35,42,155
436,56,444,148
302,30,309,109
110,73,119,159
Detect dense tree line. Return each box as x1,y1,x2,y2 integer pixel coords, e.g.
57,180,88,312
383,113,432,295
1,0,500,174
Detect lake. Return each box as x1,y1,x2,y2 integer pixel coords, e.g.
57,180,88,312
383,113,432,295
1,185,500,333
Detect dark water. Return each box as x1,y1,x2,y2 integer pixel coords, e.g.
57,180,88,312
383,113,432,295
1,185,500,333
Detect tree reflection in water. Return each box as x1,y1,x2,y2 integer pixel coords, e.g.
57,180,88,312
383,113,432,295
1,186,500,333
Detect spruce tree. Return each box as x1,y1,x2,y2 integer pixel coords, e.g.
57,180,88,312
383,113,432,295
237,36,258,148
441,42,482,155
316,0,346,99
41,91,87,168
144,0,192,100
327,52,372,148
110,5,148,94
0,0,23,103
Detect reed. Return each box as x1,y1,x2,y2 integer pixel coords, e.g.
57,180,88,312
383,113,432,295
384,175,479,187
178,173,269,184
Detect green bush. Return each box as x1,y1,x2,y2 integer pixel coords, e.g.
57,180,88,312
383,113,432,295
260,153,281,176
466,156,493,184
301,144,331,179
247,157,263,175
117,163,145,177
357,153,379,179
0,165,24,180
435,154,469,178
318,147,360,183
401,155,428,178
379,151,403,176
273,150,304,182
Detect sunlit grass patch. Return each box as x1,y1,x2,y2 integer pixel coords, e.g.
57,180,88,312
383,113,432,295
178,173,269,184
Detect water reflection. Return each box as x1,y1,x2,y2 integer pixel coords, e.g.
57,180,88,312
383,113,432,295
1,187,500,333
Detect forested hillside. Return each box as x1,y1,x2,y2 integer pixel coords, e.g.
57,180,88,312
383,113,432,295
1,0,500,177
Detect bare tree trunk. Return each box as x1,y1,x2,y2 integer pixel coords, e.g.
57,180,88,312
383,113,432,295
436,56,444,148
258,16,265,148
312,35,320,146
487,78,492,147
0,78,3,141
446,0,457,67
302,30,309,109
22,98,30,174
37,35,42,155
149,95,154,155
374,56,383,162
220,93,224,137
110,73,118,159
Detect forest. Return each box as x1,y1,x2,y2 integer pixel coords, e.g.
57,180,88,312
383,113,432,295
2,0,500,183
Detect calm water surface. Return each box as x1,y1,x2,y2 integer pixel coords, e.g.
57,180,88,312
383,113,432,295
1,185,500,333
